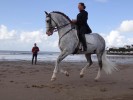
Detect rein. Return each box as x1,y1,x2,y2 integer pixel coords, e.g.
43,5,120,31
46,23,71,32
59,26,75,40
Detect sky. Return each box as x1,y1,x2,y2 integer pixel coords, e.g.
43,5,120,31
0,0,133,51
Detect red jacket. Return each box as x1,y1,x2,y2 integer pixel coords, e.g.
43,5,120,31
32,46,39,54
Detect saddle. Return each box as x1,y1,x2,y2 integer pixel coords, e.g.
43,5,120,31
72,36,86,54
72,33,94,54
73,42,84,54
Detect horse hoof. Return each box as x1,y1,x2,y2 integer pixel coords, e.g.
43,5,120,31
80,74,84,78
66,73,69,77
51,77,56,81
94,79,98,82
65,71,69,77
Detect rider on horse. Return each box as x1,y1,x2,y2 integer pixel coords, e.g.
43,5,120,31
72,2,92,51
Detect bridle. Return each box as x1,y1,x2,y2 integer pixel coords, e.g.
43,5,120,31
46,13,72,32
46,12,76,41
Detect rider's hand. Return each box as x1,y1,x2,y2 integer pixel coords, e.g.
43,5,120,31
71,19,77,24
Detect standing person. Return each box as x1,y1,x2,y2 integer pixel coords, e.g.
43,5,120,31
72,2,92,51
32,43,39,65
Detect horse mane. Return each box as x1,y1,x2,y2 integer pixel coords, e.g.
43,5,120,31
52,11,72,22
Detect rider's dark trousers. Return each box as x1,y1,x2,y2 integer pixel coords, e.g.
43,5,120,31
78,33,87,51
32,53,37,65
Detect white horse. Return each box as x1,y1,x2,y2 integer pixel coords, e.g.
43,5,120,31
45,11,117,81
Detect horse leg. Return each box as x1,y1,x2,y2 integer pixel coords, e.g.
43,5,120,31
80,54,93,78
51,50,69,81
95,53,103,81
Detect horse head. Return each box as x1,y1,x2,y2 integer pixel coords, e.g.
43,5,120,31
44,11,57,36
44,11,72,36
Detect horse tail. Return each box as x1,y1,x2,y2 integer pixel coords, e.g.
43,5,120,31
102,50,118,74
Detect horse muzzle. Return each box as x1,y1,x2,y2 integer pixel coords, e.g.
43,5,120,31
46,31,53,36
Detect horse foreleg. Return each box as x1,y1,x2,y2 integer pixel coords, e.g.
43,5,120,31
80,54,93,78
51,50,69,81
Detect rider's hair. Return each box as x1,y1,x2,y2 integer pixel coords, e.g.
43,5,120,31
79,2,86,9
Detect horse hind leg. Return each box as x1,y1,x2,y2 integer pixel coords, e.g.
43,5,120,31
51,50,69,81
95,53,103,81
80,54,93,78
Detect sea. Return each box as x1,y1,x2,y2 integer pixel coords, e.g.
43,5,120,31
0,50,133,64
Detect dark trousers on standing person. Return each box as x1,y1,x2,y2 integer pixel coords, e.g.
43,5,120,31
32,54,37,65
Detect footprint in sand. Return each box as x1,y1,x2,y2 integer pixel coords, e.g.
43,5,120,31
107,82,117,85
31,84,51,89
84,84,88,86
0,74,3,76
25,85,30,88
100,88,108,92
10,80,14,83
129,87,133,90
32,85,44,88
20,71,26,74
2,70,7,72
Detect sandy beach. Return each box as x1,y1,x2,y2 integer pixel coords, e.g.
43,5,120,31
0,61,133,100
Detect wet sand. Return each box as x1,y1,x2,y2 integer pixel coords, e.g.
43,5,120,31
0,61,133,100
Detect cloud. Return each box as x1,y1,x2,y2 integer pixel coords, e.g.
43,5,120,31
104,20,133,47
105,30,126,47
0,25,16,40
0,25,59,51
127,38,133,44
118,20,133,33
20,29,47,43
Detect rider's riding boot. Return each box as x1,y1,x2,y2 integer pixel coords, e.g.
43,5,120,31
83,46,87,51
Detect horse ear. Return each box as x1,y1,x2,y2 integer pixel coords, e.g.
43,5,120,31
44,11,49,15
